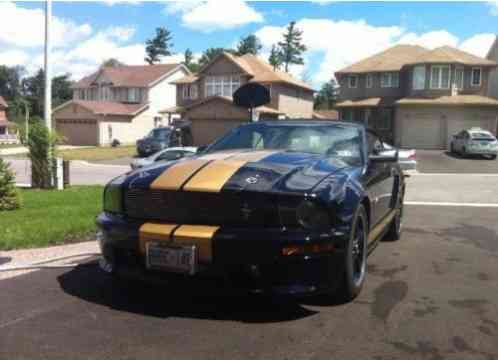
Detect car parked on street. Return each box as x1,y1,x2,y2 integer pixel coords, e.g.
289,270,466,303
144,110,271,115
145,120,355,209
98,121,405,302
450,128,498,159
130,147,197,170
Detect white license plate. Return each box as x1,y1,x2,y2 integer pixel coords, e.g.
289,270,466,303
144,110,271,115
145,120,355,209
146,243,196,275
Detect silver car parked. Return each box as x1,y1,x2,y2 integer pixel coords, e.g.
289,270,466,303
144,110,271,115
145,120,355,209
130,146,198,170
450,128,498,160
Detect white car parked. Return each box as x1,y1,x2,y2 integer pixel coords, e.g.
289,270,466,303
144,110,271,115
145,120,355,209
450,128,498,160
130,147,198,170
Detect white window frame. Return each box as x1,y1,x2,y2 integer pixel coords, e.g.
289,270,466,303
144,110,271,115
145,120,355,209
381,72,399,88
348,75,358,88
412,65,426,90
454,66,464,90
471,67,482,87
205,75,241,97
366,74,373,88
430,65,451,89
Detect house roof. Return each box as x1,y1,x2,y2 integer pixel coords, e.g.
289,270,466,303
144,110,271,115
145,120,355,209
312,110,339,120
409,46,497,66
396,95,498,107
172,52,315,92
335,97,398,108
336,45,428,74
336,44,497,75
72,64,184,88
54,100,149,116
0,96,8,108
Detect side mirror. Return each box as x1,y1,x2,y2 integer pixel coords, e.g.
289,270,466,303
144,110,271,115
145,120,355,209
197,145,208,154
369,150,398,163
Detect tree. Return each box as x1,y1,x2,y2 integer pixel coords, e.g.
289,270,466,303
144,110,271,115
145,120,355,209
277,21,307,73
268,45,282,71
101,58,125,67
314,78,339,110
0,65,24,100
0,158,21,211
197,47,233,68
236,34,262,56
183,48,199,72
145,27,173,65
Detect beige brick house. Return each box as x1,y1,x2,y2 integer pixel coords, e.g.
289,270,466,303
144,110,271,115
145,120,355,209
335,44,498,149
0,96,17,144
53,63,189,146
162,52,315,146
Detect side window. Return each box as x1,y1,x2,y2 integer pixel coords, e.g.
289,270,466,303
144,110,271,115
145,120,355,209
157,151,182,161
367,132,383,155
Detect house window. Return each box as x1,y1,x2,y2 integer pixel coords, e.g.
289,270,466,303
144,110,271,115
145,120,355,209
412,65,426,90
366,74,373,88
205,76,241,97
341,109,352,121
381,72,399,88
182,85,190,99
471,67,482,87
377,109,392,130
455,66,464,89
190,84,198,99
128,88,140,103
348,75,358,88
430,65,450,89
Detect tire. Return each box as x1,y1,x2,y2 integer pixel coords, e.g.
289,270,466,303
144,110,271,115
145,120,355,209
384,192,404,242
450,142,455,154
484,154,497,160
461,147,467,158
337,204,368,302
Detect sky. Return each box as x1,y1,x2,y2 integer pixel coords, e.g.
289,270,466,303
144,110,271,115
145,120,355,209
0,0,497,89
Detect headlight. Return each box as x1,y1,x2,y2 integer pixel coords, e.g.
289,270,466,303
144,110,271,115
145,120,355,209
296,200,330,229
103,175,126,213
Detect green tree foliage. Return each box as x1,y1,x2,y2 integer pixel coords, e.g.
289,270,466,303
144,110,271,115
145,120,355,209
183,48,199,72
26,121,59,189
101,58,126,67
0,158,21,211
197,48,227,68
236,34,262,56
268,45,282,70
278,21,307,73
314,79,340,110
145,27,173,65
0,65,24,100
21,69,73,118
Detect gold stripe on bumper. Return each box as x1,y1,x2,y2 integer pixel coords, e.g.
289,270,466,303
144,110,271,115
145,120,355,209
139,223,178,254
173,225,220,263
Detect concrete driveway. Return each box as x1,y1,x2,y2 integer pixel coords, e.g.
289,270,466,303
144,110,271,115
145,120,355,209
416,150,498,174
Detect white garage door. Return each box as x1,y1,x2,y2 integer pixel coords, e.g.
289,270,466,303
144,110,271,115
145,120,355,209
401,113,443,149
56,119,98,146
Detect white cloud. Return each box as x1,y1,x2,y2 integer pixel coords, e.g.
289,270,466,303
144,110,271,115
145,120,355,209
0,1,92,48
460,33,496,58
102,0,141,6
0,49,29,67
398,30,459,49
165,0,264,32
488,1,498,15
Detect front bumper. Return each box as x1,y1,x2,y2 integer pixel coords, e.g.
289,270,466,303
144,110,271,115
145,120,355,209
96,212,347,296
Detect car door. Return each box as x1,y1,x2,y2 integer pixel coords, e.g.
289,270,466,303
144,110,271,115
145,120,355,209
363,131,395,229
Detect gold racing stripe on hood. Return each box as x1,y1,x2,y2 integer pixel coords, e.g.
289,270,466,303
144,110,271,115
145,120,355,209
183,150,277,193
138,223,178,254
150,159,210,190
173,225,220,263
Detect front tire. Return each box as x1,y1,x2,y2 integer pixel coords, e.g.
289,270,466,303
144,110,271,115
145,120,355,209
337,204,368,302
384,195,404,242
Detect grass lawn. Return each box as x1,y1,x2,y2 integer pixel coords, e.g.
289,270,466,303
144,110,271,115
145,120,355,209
0,186,103,250
57,145,137,161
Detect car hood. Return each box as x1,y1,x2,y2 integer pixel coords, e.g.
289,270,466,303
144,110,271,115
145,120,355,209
124,149,352,195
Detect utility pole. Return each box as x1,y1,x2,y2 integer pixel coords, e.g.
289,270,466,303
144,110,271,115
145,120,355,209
44,0,52,130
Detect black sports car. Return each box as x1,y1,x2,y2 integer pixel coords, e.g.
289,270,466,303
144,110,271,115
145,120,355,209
97,121,405,301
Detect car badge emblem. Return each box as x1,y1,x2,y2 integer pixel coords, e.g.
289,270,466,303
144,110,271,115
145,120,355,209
241,202,252,220
245,176,258,184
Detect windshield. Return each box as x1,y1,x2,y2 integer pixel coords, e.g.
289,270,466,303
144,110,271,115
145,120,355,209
470,132,496,141
148,128,171,140
207,123,363,166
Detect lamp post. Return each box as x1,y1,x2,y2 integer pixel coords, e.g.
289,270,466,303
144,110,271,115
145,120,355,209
44,0,52,130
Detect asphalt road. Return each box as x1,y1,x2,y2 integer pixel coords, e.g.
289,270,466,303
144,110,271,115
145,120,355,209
1,205,498,359
416,150,498,174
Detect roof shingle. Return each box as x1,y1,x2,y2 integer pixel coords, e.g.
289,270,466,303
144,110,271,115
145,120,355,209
55,100,148,116
396,95,498,106
72,64,182,88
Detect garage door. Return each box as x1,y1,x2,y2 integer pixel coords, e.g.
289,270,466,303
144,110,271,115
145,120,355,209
191,119,245,146
401,113,443,149
56,119,98,146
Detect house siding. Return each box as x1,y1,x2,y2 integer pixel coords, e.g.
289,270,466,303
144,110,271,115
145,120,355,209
487,38,498,99
274,83,314,118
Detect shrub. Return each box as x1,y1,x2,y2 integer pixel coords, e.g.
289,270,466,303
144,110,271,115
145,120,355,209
0,158,21,211
26,122,59,189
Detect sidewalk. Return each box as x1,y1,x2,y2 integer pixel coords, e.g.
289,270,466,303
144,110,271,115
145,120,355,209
0,241,100,281
0,145,91,156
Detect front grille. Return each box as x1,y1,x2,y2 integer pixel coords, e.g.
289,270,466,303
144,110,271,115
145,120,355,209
124,188,282,227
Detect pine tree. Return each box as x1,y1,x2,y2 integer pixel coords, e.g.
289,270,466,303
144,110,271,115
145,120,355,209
268,45,282,71
145,27,173,65
314,79,339,109
183,48,199,72
277,21,307,73
0,158,21,211
236,34,262,56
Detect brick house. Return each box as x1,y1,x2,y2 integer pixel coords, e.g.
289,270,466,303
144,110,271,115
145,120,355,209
335,44,498,149
0,96,17,144
162,52,315,146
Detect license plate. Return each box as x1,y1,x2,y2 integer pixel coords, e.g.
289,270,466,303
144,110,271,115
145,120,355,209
146,243,196,275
